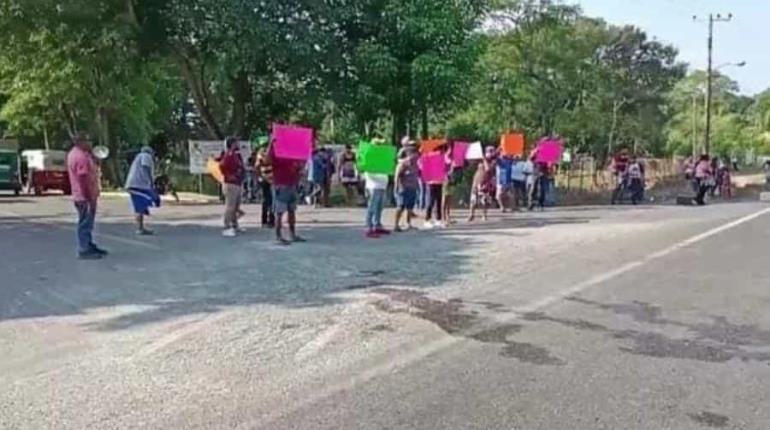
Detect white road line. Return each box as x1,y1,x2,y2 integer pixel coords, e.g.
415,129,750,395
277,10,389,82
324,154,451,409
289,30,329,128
514,207,770,313
0,209,161,250
250,206,770,429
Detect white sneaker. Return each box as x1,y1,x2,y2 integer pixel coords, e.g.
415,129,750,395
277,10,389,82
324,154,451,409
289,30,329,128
436,221,447,229
423,220,435,230
222,228,237,237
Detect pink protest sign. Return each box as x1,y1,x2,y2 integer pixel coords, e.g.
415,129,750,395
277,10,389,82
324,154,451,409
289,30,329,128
420,152,447,183
273,124,313,161
536,139,564,163
452,141,469,167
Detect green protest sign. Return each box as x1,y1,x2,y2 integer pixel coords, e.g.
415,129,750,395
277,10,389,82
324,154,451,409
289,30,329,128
357,140,396,174
251,135,269,147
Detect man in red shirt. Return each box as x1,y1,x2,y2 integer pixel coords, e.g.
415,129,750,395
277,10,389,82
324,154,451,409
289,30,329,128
66,134,108,259
219,137,245,237
266,139,305,245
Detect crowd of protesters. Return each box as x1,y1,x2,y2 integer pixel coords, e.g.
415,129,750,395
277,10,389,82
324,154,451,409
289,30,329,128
66,131,738,258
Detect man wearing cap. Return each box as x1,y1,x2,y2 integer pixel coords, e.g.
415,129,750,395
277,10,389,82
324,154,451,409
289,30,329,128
125,146,160,235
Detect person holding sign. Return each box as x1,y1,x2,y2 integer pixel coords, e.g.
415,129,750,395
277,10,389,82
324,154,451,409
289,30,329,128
360,139,393,238
495,151,514,213
267,138,306,245
468,146,497,222
420,145,449,229
394,147,420,232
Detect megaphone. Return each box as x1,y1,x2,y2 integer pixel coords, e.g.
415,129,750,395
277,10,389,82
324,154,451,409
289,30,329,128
93,146,110,160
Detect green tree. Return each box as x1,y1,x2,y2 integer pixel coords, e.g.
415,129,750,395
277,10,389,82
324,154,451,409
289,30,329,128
336,0,488,143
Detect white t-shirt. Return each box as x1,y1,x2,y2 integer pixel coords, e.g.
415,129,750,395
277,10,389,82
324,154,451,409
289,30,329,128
522,161,535,186
364,173,389,190
510,161,526,182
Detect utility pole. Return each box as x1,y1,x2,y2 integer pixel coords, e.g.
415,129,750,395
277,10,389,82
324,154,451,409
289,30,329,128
691,94,697,158
695,13,732,155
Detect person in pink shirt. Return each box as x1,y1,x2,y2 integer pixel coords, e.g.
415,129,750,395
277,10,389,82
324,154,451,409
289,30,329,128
67,134,107,259
693,154,713,206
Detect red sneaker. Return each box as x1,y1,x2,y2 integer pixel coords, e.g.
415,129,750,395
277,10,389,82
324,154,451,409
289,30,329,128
375,228,391,235
365,231,381,239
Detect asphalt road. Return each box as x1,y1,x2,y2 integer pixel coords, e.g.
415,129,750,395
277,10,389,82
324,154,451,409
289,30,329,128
1,195,769,429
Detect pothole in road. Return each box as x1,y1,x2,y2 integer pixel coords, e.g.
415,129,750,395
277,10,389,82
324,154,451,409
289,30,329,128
373,288,565,366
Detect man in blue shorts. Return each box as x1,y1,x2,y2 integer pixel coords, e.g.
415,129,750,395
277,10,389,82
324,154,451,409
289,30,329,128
268,140,305,245
125,146,160,235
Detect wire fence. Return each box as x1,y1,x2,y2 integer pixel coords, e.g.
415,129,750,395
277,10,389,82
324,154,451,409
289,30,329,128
556,156,683,192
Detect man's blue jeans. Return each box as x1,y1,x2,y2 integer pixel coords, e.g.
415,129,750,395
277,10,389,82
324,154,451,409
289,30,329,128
366,189,385,229
74,201,96,254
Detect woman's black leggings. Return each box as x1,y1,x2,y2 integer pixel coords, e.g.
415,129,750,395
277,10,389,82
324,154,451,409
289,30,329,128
260,181,275,226
426,184,443,221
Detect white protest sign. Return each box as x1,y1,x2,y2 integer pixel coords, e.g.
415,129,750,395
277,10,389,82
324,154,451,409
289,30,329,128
189,140,225,174
466,141,484,160
189,140,254,174
237,141,253,163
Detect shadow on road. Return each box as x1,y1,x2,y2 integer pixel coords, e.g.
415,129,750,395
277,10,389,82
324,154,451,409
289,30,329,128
0,213,596,332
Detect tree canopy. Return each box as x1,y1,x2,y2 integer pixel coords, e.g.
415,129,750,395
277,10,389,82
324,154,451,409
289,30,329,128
1,0,768,182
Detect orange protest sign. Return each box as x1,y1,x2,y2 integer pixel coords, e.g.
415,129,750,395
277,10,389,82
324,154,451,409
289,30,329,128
500,133,525,156
207,158,224,184
420,139,445,154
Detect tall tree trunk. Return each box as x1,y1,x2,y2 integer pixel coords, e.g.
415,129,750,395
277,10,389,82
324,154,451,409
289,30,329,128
96,107,118,186
392,110,407,147
59,103,78,138
226,71,250,138
176,53,223,139
608,98,626,157
420,103,429,139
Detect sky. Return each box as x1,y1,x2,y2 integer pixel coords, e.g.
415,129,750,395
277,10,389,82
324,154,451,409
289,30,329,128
573,0,770,95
